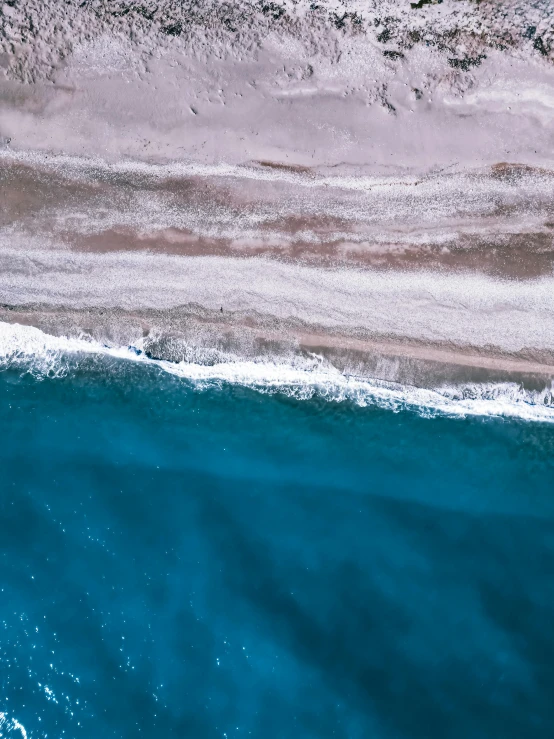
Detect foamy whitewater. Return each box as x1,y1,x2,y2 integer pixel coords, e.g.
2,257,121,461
1,322,552,423
0,713,28,739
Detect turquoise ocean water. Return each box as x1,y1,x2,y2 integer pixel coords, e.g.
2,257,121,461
1,324,554,738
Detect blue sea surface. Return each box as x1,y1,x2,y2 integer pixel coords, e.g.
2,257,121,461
1,358,554,738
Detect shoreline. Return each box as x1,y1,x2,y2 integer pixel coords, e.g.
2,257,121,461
2,304,553,393
2,314,554,425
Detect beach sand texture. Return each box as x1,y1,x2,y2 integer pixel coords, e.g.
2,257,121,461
1,0,553,388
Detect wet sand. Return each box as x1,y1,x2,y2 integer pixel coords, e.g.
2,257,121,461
2,292,554,392
1,152,554,278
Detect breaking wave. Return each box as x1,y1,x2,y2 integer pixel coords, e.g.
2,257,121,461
0,321,553,423
0,713,28,739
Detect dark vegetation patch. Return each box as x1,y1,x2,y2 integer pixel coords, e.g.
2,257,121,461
383,50,404,61
411,0,442,8
162,21,182,36
533,36,549,56
448,54,486,71
259,3,286,21
331,12,363,31
332,13,347,30
525,26,536,39
133,5,158,22
223,16,237,33
377,27,392,43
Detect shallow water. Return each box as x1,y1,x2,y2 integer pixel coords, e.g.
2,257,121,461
1,354,554,739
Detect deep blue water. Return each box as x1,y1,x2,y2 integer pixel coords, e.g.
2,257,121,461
1,361,554,739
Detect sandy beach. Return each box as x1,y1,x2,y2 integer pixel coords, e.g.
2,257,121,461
1,0,553,391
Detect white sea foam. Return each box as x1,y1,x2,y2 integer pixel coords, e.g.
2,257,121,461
0,322,552,423
0,713,28,739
